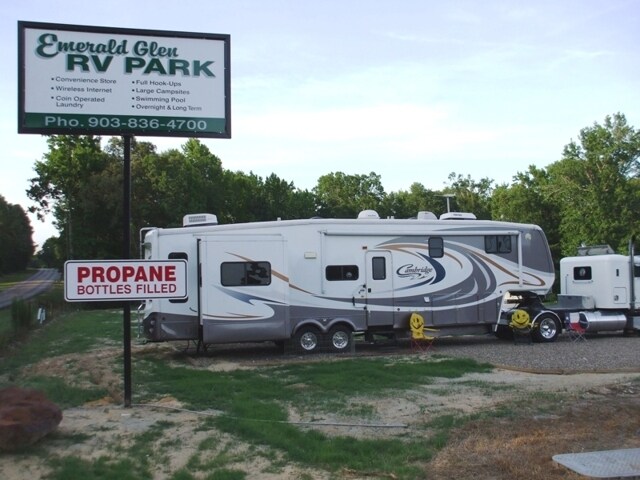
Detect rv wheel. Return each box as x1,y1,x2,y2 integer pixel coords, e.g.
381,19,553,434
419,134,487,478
294,326,321,353
532,313,560,343
328,325,352,353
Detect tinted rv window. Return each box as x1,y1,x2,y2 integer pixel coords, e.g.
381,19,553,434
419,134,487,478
485,235,512,254
372,257,386,280
429,237,444,258
326,265,359,281
221,262,271,286
573,266,592,281
168,252,188,303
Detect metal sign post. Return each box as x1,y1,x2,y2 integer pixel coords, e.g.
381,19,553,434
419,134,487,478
123,134,132,407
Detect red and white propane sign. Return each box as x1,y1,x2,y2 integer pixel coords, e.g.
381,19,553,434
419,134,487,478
64,260,187,302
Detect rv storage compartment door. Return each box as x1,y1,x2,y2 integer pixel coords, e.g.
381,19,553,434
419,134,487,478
199,235,288,344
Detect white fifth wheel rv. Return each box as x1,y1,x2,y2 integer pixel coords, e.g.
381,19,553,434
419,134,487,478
139,210,557,353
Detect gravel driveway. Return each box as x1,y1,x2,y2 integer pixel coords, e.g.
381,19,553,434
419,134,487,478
428,332,640,373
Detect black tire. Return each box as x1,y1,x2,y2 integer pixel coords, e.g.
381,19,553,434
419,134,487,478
294,326,321,353
532,313,560,343
494,324,514,340
327,325,352,353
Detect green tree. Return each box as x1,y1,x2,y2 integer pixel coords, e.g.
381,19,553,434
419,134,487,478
220,170,265,223
314,172,386,218
546,113,640,255
35,236,64,270
379,182,443,219
443,173,494,219
491,166,562,261
27,135,111,260
0,196,34,273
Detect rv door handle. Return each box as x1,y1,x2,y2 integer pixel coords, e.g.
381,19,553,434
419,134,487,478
352,296,355,306
368,288,371,293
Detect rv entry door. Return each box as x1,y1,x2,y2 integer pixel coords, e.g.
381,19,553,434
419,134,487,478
365,251,395,327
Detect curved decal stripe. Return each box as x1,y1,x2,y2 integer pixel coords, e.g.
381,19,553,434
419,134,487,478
465,249,546,288
383,243,429,261
499,273,546,288
381,242,464,268
203,313,264,320
215,285,286,306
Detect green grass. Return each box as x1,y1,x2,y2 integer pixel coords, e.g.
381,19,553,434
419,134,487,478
0,309,123,406
47,456,151,480
0,279,67,350
0,308,11,339
131,353,494,479
1,309,500,479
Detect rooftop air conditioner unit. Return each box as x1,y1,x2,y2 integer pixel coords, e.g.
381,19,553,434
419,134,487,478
183,213,219,227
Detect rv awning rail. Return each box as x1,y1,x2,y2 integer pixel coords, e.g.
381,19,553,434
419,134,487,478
320,230,522,237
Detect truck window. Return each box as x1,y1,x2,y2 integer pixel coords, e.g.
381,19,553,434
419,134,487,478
573,266,592,281
429,237,444,258
221,262,271,286
372,257,386,280
326,265,359,281
485,235,512,254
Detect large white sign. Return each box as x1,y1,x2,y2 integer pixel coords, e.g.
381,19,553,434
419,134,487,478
65,260,187,302
19,21,230,138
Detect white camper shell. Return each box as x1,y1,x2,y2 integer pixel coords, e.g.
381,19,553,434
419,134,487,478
139,212,556,352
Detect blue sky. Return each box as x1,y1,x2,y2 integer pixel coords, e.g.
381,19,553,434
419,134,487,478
2,0,639,246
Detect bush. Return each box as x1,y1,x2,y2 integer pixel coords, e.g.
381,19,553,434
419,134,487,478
10,298,32,337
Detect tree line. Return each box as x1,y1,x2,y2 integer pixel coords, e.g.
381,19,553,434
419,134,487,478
3,112,638,273
0,195,34,274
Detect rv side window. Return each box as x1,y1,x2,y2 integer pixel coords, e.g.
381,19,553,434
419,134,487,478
372,257,386,280
168,252,188,303
326,265,359,281
635,265,640,278
485,235,512,254
573,266,592,281
429,237,444,258
221,262,271,286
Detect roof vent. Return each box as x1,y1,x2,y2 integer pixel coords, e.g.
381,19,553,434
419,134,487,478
357,210,380,219
440,212,477,220
183,213,218,227
416,211,437,220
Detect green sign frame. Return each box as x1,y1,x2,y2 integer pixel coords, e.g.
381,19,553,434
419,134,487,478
18,21,231,138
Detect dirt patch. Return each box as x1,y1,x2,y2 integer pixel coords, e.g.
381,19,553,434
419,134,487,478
1,344,639,479
430,381,640,479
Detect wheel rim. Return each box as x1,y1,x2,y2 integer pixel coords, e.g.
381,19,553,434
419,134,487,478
300,331,318,351
538,316,557,340
332,330,349,350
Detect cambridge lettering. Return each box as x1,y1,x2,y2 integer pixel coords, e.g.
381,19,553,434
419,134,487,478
35,33,215,77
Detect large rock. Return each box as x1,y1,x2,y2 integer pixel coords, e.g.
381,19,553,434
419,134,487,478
0,386,63,451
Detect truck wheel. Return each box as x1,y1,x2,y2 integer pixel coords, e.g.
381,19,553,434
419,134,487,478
532,313,559,343
294,326,321,353
328,325,352,353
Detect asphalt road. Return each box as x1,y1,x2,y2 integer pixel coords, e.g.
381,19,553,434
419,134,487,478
0,269,61,309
